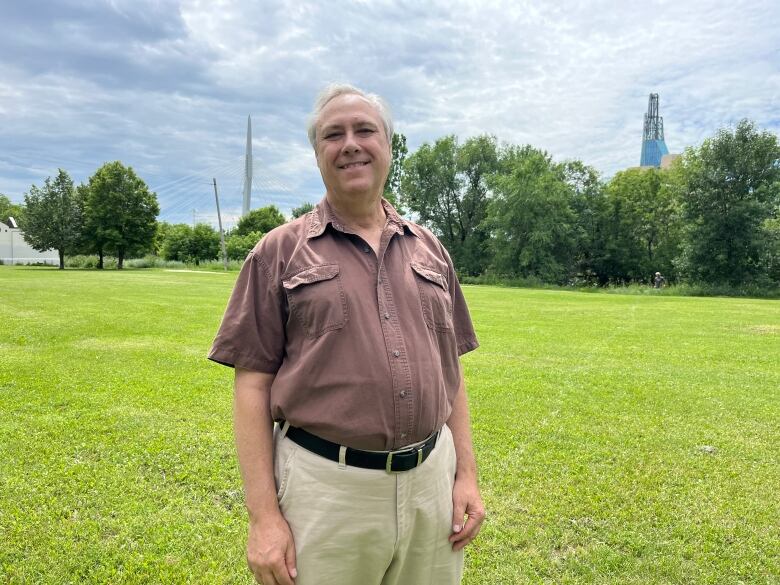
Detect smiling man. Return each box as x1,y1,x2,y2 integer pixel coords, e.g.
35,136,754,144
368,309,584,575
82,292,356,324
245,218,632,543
209,84,484,585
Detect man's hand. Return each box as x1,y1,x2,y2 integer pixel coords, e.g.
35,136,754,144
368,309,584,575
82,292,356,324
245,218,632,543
449,473,485,551
247,512,297,585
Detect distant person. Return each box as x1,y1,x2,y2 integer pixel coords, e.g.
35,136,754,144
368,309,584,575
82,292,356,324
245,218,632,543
653,272,666,288
208,83,483,585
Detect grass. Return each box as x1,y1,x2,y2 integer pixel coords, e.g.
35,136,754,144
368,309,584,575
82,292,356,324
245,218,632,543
1,267,778,584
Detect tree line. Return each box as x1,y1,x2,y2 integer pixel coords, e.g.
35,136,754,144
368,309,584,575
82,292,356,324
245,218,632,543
2,162,300,269
398,119,780,288
4,119,778,289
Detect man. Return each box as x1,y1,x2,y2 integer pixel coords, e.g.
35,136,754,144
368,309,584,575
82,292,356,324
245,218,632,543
208,84,484,585
653,271,666,288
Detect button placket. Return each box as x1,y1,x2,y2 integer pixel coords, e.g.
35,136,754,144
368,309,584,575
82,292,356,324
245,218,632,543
376,228,414,448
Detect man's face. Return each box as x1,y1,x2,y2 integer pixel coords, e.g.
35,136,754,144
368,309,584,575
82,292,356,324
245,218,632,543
314,94,391,201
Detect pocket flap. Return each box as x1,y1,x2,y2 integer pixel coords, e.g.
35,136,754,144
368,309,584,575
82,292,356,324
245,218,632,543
411,262,448,291
282,264,340,290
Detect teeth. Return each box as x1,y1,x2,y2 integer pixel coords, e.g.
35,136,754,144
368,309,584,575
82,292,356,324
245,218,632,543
342,162,367,168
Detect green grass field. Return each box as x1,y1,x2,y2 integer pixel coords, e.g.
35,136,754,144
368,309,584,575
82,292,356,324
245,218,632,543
1,267,778,584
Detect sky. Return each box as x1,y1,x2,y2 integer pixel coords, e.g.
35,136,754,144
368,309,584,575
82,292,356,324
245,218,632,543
1,0,778,227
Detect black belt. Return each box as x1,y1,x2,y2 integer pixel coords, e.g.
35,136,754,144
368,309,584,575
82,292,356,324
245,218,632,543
283,423,440,473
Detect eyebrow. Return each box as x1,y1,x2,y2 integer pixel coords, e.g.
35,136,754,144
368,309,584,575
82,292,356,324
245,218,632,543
320,120,379,134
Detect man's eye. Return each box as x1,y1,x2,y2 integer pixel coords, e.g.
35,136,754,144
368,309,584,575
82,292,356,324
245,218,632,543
324,132,342,140
357,128,375,135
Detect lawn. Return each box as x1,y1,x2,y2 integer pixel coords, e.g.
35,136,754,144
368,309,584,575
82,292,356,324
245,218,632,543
1,267,778,584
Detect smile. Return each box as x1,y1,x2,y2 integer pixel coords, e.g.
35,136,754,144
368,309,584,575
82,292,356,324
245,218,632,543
338,161,370,169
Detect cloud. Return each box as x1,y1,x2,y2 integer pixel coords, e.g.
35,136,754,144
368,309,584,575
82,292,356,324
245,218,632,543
0,0,778,222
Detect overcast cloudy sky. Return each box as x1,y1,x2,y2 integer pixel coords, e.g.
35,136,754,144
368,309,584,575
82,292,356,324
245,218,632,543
1,0,778,226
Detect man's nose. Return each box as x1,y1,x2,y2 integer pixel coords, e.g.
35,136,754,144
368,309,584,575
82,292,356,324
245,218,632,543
341,131,361,154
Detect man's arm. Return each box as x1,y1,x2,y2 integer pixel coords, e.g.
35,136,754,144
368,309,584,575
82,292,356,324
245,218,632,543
234,367,297,585
447,368,486,551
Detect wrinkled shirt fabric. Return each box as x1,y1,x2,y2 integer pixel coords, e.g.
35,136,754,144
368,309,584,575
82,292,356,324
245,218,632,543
208,198,478,450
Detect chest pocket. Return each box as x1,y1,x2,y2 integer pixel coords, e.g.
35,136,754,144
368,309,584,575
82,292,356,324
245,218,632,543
282,264,348,338
411,262,453,332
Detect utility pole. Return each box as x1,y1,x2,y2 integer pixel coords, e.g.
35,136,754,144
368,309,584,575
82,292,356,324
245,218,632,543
213,178,228,271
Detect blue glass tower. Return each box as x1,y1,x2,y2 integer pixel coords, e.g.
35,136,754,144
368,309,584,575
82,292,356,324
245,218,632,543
640,93,669,167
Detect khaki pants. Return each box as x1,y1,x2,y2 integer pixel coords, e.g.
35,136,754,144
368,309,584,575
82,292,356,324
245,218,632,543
273,424,463,585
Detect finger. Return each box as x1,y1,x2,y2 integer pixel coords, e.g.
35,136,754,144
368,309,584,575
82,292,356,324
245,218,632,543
257,567,278,585
452,535,474,552
285,538,298,582
449,509,485,547
272,561,295,585
451,498,466,535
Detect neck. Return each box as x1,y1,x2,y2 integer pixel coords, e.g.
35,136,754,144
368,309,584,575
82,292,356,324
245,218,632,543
326,191,386,230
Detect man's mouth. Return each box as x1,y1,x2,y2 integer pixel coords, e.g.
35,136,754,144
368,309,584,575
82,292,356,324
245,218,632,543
338,161,370,169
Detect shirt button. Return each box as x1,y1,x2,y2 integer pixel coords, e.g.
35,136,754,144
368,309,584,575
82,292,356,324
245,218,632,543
384,312,390,319
401,432,407,438
393,350,400,357
400,391,406,398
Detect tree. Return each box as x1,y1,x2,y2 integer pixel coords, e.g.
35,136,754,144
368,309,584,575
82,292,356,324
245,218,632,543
160,223,220,265
161,224,193,262
21,169,82,269
402,135,498,275
153,221,174,256
291,202,315,219
383,132,408,212
226,230,263,260
487,146,577,283
564,161,609,283
82,161,160,269
676,120,780,286
235,205,285,236
601,167,682,283
0,194,24,225
189,223,220,265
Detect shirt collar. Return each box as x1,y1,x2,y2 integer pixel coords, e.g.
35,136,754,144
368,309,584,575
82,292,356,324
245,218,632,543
307,197,419,238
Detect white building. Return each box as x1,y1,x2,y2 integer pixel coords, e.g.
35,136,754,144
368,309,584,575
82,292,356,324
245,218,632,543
0,218,59,265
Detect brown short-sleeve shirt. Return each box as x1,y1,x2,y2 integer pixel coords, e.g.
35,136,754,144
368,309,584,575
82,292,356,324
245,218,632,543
208,199,478,450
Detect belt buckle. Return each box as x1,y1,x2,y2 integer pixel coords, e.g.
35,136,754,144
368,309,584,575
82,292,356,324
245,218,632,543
385,447,424,474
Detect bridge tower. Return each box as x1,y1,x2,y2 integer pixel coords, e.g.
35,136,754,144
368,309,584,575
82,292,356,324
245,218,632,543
242,115,253,216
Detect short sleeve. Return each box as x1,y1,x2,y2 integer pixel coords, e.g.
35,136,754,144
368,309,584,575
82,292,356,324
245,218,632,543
441,245,479,356
207,252,286,373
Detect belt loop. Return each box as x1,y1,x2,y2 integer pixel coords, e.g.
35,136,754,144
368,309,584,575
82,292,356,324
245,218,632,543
280,420,291,439
338,445,347,469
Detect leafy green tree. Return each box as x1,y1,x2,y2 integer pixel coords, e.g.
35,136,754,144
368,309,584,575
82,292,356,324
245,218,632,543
21,169,82,269
226,230,263,260
291,202,315,219
384,132,408,212
153,221,174,256
235,205,285,236
0,194,24,225
189,223,220,265
161,224,193,262
564,161,609,283
402,135,498,275
761,215,780,282
487,146,577,283
601,167,682,283
160,223,219,265
676,120,780,286
82,161,160,269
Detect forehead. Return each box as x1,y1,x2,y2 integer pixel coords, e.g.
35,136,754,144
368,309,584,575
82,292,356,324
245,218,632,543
317,94,383,129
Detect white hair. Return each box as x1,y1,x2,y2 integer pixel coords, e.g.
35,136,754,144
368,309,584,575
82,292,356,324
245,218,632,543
307,83,394,149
